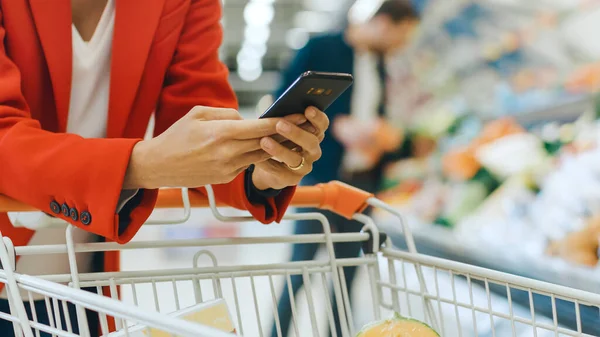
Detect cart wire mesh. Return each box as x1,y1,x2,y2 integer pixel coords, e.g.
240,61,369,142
0,183,598,337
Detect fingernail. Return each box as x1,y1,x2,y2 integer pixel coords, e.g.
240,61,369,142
307,108,317,118
261,137,273,150
307,126,317,134
277,121,292,133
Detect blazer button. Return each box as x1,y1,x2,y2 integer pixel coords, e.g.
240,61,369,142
49,201,60,214
80,211,92,226
61,203,70,217
69,208,79,222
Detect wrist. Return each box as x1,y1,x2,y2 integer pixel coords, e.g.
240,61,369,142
251,169,272,191
123,140,158,189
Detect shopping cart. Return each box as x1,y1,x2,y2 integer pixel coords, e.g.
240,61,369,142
0,181,599,337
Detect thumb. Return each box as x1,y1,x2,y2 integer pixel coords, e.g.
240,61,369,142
189,106,243,121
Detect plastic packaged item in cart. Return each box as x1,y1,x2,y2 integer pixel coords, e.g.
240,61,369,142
7,211,69,230
108,299,235,336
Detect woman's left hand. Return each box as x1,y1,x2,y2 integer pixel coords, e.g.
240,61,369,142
251,107,328,191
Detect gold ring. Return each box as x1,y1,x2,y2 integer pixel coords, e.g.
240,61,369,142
287,156,305,171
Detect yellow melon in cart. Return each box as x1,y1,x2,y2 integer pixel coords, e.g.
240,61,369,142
357,313,439,337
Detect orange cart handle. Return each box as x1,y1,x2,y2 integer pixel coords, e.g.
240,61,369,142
0,181,373,219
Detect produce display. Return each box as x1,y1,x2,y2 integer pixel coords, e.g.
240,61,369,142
546,216,600,267
378,107,600,268
356,313,439,337
375,0,600,272
387,0,600,123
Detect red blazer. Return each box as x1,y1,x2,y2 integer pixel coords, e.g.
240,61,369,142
0,0,294,274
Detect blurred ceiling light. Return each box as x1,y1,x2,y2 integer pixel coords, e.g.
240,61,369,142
237,59,262,72
285,28,310,50
237,0,274,83
236,44,266,82
244,2,275,26
256,94,274,116
239,43,268,58
237,49,262,70
294,11,333,32
348,0,384,24
236,53,258,69
244,25,271,45
302,0,343,12
238,65,263,82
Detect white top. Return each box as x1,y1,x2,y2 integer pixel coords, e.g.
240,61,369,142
2,0,116,298
342,52,385,172
350,52,382,123
66,0,115,138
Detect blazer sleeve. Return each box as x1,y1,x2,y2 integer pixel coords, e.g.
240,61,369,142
0,11,153,244
154,0,294,224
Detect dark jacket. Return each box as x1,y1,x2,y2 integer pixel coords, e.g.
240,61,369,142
274,32,355,184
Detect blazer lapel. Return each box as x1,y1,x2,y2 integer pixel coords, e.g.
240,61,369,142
107,0,165,138
29,0,72,133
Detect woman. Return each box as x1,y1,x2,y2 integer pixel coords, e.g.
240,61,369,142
0,0,328,335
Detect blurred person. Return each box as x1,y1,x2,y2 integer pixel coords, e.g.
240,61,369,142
270,1,420,336
0,0,330,335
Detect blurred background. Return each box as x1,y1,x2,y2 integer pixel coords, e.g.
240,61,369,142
218,0,600,273
222,0,350,104
225,0,600,114
131,0,600,335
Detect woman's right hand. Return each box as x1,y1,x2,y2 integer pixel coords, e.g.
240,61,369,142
124,106,282,189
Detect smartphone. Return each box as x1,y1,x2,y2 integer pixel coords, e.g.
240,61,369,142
259,71,353,119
